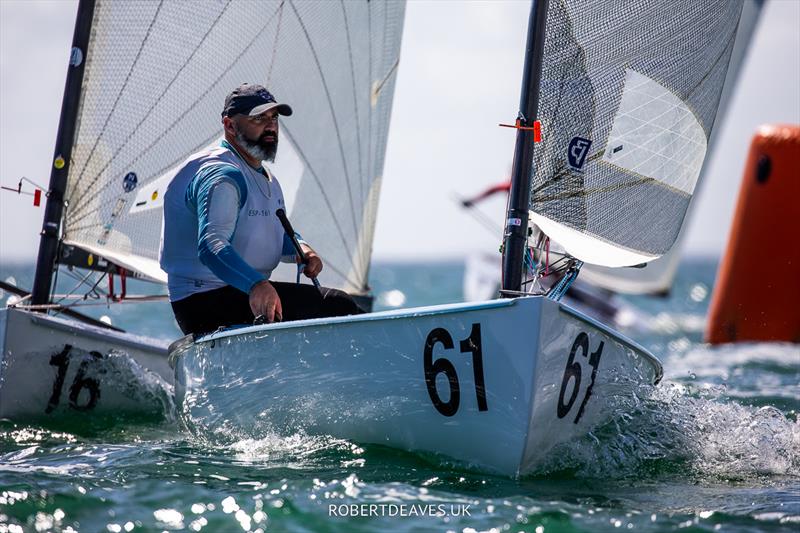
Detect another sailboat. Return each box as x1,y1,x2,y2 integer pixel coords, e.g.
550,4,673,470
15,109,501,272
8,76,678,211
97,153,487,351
0,0,404,418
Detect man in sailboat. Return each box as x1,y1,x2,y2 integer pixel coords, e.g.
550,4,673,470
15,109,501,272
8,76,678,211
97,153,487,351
160,83,361,335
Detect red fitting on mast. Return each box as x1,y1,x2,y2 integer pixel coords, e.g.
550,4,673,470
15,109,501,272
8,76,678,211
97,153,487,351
498,119,542,143
0,177,46,207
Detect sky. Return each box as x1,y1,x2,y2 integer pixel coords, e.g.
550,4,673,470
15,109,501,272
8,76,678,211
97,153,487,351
1,0,799,264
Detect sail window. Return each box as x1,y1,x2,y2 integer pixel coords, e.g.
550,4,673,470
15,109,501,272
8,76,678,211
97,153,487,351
603,69,707,195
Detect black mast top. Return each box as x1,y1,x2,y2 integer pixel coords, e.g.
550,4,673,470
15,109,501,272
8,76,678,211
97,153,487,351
31,0,97,306
501,0,549,294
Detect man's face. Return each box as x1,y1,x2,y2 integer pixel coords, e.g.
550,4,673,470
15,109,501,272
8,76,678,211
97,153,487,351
232,110,279,162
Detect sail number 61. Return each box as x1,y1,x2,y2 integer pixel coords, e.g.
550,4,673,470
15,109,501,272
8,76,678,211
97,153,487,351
423,323,488,417
557,332,603,424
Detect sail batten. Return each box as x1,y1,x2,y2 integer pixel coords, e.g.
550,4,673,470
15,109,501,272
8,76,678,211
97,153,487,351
61,0,405,296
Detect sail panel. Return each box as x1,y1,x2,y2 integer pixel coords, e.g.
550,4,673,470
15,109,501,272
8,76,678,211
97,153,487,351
579,0,764,293
603,69,707,196
62,0,405,294
530,0,744,267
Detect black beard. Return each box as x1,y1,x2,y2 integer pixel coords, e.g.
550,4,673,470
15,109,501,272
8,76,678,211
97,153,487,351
235,128,278,163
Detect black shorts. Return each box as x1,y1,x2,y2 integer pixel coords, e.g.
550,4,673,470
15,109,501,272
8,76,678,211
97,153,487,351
171,282,363,336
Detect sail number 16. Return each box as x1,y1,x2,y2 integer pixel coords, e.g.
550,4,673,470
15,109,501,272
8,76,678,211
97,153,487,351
424,323,488,417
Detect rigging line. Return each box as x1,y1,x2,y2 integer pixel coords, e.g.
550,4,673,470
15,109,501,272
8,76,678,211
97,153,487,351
281,125,364,288
541,256,570,273
68,3,283,224
66,0,242,221
67,1,166,208
53,267,96,305
287,1,361,251
266,0,285,86
52,269,109,319
48,258,60,306
79,269,109,299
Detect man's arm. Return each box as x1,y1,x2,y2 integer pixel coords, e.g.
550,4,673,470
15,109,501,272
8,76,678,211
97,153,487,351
191,165,265,293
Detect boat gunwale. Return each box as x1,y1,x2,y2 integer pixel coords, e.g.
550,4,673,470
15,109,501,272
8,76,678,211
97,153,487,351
167,298,520,362
4,307,169,355
169,296,663,386
194,298,516,342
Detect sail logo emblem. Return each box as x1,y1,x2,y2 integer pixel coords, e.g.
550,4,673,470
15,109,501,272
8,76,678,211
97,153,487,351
568,137,592,170
123,172,138,192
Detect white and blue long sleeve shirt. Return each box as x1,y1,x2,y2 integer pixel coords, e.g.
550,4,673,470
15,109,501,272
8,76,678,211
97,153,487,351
160,140,301,302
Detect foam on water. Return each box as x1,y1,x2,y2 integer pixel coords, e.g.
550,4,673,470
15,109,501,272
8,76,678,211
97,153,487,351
41,347,177,424
535,379,800,480
180,341,798,485
96,350,176,419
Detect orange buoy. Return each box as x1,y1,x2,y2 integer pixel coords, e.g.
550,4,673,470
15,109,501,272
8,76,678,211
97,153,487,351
705,124,800,344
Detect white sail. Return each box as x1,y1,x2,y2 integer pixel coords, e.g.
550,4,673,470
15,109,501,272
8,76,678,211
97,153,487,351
529,0,744,267
62,0,405,293
578,0,764,294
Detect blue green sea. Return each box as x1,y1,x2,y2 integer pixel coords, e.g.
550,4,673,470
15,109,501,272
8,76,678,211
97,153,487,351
0,258,798,532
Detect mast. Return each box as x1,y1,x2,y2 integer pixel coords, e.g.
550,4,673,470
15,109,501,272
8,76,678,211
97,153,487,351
31,0,96,306
501,0,549,294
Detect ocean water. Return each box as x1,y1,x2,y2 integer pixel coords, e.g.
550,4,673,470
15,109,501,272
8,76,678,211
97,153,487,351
0,258,798,532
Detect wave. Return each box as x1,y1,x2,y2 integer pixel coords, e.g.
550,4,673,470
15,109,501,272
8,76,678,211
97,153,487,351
533,380,800,480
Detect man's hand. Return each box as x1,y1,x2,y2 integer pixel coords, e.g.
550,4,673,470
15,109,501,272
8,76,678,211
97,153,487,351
301,248,323,279
249,280,282,322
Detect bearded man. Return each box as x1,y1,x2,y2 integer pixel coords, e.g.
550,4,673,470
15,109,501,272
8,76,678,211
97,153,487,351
160,83,361,335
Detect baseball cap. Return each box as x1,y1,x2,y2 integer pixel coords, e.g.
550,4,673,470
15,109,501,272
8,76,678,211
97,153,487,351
221,83,293,118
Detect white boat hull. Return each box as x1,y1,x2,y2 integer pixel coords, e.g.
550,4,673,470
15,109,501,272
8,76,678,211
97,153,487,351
0,308,172,419
171,296,661,476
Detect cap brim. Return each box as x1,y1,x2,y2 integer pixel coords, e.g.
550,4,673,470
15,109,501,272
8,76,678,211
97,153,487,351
248,102,293,117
